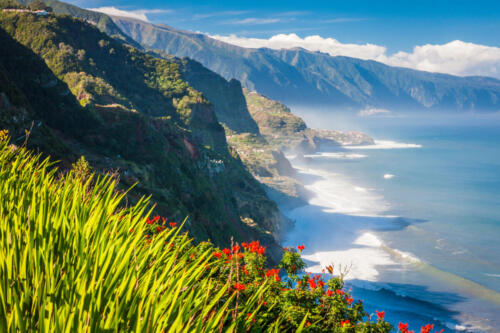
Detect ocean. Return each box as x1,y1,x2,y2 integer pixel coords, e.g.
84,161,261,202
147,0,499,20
282,112,500,332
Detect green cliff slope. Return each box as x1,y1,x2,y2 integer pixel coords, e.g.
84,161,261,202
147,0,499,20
0,10,286,260
244,89,374,154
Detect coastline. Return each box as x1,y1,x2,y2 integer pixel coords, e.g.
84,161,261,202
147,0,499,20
278,142,500,333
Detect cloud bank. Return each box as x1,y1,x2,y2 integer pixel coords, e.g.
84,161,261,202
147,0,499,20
210,33,500,78
89,7,172,22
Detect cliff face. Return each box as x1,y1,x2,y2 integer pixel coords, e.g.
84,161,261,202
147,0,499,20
0,11,286,262
176,56,260,134
243,89,373,154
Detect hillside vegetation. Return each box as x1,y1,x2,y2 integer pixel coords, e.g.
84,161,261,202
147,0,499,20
15,0,140,46
0,10,286,259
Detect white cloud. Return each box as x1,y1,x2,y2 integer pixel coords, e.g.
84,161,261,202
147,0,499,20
223,17,283,25
210,33,386,60
209,33,500,78
89,7,172,22
358,107,391,117
381,40,500,78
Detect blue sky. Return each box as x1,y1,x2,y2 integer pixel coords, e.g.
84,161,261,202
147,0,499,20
67,0,500,53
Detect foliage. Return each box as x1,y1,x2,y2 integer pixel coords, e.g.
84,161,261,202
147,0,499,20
71,155,92,180
0,135,398,332
0,0,25,9
28,0,50,11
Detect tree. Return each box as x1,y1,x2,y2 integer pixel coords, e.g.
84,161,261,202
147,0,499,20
0,0,25,9
28,0,47,11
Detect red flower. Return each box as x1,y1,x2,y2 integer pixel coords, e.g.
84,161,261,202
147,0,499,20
421,324,434,333
169,222,177,227
222,248,231,256
297,244,305,251
247,313,256,323
308,278,317,289
341,319,350,327
326,289,333,297
213,252,222,259
399,323,409,333
376,310,385,321
266,268,280,277
248,241,261,253
233,283,246,291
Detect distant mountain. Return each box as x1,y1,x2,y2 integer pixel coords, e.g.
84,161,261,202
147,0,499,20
110,16,500,112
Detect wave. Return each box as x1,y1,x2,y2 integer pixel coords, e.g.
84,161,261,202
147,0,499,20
485,273,500,278
303,152,367,159
347,281,488,332
349,140,422,149
294,166,390,216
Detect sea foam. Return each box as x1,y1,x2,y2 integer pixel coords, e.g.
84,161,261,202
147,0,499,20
284,166,411,282
349,140,422,149
303,152,367,159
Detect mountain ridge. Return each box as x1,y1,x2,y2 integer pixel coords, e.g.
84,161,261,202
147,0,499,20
109,15,500,112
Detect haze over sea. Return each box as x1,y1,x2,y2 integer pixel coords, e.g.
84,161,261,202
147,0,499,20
282,111,500,332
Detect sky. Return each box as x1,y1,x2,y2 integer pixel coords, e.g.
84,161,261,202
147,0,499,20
67,0,500,78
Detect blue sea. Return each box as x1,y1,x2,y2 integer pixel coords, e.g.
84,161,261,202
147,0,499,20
282,112,500,332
